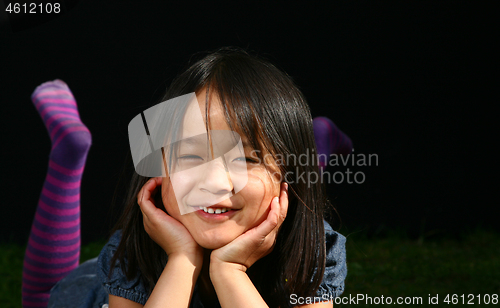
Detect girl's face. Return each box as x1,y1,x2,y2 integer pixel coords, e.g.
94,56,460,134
161,89,281,249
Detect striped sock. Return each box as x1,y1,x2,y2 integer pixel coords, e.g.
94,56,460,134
22,80,91,308
313,116,353,170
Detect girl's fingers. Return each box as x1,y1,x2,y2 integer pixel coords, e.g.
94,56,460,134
278,182,289,224
138,178,161,211
211,183,290,268
250,182,289,240
249,196,281,241
137,179,150,205
138,178,175,233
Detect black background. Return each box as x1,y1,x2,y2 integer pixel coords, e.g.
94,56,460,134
0,1,494,244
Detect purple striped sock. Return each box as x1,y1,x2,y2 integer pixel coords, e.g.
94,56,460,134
313,116,353,170
22,80,91,308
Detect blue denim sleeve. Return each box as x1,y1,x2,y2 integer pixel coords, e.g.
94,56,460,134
97,230,149,305
48,258,108,308
315,221,347,298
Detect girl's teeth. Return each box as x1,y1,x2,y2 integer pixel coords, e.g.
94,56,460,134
199,207,230,214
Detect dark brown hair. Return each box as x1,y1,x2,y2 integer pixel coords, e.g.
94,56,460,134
110,47,331,308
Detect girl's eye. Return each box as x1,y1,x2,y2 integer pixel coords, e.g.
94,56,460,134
233,157,258,164
178,155,203,161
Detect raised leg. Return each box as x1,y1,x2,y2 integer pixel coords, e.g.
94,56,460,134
22,80,92,307
313,116,353,170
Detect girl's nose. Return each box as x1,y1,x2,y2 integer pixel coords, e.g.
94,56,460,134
199,157,234,195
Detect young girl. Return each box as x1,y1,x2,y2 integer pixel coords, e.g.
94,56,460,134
23,47,347,308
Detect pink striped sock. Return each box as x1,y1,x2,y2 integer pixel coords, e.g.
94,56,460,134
22,80,91,308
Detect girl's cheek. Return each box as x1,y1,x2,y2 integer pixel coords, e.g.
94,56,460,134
244,170,276,209
170,173,196,195
244,170,267,191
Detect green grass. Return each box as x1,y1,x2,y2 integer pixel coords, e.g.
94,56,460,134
1,230,499,307
0,244,24,308
0,240,106,308
338,228,500,307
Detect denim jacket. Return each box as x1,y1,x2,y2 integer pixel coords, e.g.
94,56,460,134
48,221,346,308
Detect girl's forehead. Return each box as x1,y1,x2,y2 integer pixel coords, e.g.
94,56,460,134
181,90,230,139
187,87,265,153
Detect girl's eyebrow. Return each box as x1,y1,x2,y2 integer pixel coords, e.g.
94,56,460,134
181,137,201,145
179,134,207,146
241,140,255,149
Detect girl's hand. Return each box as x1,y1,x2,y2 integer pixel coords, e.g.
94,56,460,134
138,177,203,266
210,182,288,272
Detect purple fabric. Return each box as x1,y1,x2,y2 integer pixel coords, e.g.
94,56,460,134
313,117,353,169
23,80,91,308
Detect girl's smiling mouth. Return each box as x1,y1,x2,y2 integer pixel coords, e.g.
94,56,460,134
194,206,240,221
199,206,230,214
